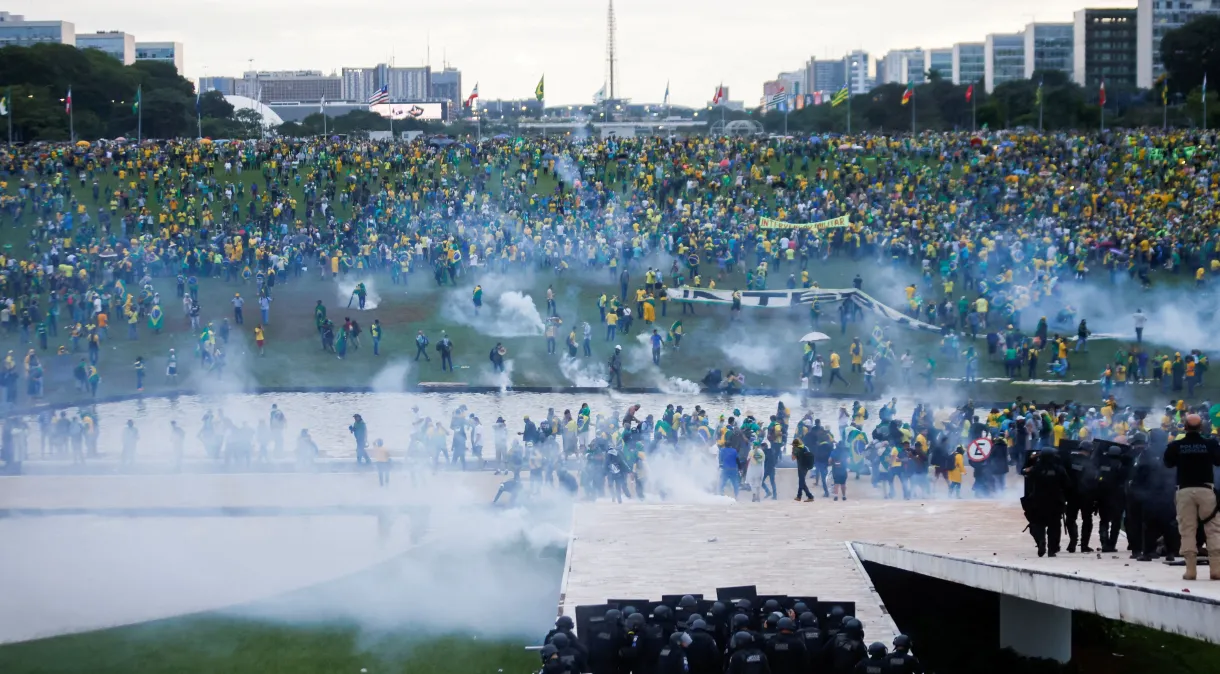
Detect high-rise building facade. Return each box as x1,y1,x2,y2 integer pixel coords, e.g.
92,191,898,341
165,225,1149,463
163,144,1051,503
952,42,985,86
198,76,238,95
845,51,871,94
430,67,462,105
76,30,135,64
1024,22,1075,79
242,70,341,103
1073,8,1138,88
1137,0,1220,88
882,48,925,84
135,41,184,73
924,48,953,80
0,12,74,47
984,32,1026,92
812,58,847,94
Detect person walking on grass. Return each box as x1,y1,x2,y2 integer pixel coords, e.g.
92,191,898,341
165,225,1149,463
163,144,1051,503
254,325,266,356
373,439,391,486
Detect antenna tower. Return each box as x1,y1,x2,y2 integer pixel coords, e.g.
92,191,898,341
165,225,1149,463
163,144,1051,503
606,0,618,99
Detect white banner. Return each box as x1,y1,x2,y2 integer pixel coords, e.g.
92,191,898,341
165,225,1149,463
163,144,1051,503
665,287,943,333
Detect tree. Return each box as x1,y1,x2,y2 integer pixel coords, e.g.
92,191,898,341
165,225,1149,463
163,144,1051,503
198,90,235,120
1161,15,1220,94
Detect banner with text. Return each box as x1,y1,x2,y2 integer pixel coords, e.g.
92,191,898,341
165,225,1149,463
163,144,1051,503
758,215,850,231
665,287,943,334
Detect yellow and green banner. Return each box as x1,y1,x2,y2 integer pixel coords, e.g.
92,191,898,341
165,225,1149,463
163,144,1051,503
758,214,850,231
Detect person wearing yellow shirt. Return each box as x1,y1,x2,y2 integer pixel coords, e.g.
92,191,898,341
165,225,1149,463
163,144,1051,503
254,325,266,356
605,311,618,341
948,447,966,498
1197,267,1206,287
1052,417,1066,447
828,352,849,387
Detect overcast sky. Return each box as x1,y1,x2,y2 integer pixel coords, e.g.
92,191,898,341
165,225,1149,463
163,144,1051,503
26,0,1133,106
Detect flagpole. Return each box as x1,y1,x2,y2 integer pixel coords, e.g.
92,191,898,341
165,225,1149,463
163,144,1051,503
847,88,851,135
137,87,142,144
972,91,976,132
7,86,12,146
911,87,916,134
68,85,74,143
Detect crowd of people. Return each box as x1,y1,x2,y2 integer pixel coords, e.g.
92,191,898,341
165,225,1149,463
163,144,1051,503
0,130,1217,403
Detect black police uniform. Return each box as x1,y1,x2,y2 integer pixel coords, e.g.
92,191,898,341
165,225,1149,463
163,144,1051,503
686,623,722,674
1022,451,1070,556
656,633,692,674
1094,443,1130,552
726,646,771,674
1064,446,1099,552
763,628,808,674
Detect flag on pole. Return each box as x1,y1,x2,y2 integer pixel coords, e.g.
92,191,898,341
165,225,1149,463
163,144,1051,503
465,83,479,108
901,81,913,106
535,75,545,101
195,90,201,115
1204,73,1209,96
831,85,849,107
663,81,670,106
1099,79,1106,107
133,86,141,115
1035,79,1044,107
65,86,72,114
712,84,724,105
367,85,389,105
593,83,607,105
1160,74,1169,105
965,84,973,103
319,95,325,114
0,90,9,117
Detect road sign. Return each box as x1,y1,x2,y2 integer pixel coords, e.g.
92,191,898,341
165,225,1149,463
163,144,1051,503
967,438,992,463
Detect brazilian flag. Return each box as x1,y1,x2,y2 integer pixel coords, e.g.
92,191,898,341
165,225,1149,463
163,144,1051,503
535,75,545,102
147,304,163,332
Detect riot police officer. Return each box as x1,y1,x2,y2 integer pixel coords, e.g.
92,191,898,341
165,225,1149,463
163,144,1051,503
1022,450,1070,557
539,644,573,674
826,617,867,674
763,617,808,674
725,631,770,674
853,642,887,674
656,631,692,674
588,609,625,674
797,611,826,669
886,634,924,674
1094,442,1131,553
686,619,722,674
549,633,587,674
1064,442,1098,553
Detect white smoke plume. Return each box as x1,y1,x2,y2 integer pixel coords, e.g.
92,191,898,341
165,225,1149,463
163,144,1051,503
336,278,383,311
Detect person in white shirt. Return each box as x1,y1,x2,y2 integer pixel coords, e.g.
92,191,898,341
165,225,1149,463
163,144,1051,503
1133,308,1147,343
811,357,824,391
863,357,877,393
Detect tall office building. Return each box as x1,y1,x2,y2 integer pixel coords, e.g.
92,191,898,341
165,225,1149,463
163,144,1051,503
811,58,847,94
882,48,925,84
430,67,462,105
1137,0,1220,88
1024,22,1075,79
343,64,432,101
242,70,341,103
1073,8,1138,88
952,42,985,86
984,32,1026,92
199,76,238,95
924,48,953,80
845,51,871,94
0,11,74,47
135,41,184,73
76,30,135,64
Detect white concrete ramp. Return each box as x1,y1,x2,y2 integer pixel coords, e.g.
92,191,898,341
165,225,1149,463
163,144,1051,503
561,502,901,643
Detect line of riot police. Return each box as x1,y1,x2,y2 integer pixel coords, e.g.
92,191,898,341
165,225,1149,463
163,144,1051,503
1020,415,1205,561
542,595,921,674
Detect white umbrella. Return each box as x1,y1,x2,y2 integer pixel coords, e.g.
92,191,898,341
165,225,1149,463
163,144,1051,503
800,332,831,343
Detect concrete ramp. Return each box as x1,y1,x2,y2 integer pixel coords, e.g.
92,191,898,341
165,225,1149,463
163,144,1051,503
561,502,901,643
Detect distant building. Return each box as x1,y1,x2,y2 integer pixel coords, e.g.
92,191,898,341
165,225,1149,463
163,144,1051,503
430,67,462,106
1137,0,1220,88
241,70,341,104
198,76,238,96
76,30,135,64
952,42,985,86
811,58,846,95
135,41,183,73
882,48,925,84
1073,8,1138,88
845,50,871,94
1024,22,1075,79
924,48,953,80
984,32,1026,92
0,11,74,47
342,64,432,102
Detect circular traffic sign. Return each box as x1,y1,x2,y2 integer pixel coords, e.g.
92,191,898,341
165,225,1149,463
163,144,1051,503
967,438,993,463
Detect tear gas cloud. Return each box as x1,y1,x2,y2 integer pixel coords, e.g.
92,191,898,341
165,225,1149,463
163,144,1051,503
443,287,546,338
336,278,384,311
